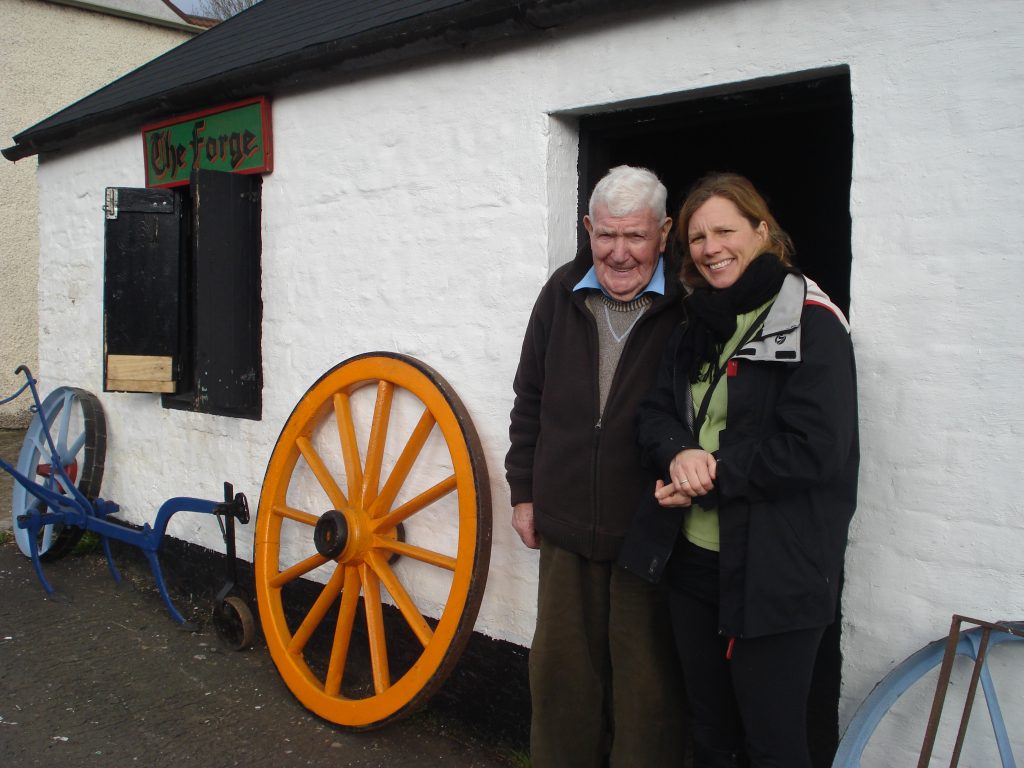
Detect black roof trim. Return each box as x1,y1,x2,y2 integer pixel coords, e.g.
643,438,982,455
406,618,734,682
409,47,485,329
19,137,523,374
4,0,650,162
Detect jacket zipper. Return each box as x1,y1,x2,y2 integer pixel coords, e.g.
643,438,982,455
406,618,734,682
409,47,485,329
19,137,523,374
586,304,602,555
585,294,668,554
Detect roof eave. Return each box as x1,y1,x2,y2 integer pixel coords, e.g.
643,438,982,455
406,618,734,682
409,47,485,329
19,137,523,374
4,0,663,162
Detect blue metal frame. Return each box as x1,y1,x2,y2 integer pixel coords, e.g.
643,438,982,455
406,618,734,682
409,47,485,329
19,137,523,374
0,366,246,625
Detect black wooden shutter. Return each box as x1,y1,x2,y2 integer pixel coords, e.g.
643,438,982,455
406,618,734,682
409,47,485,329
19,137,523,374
190,169,262,418
103,187,185,393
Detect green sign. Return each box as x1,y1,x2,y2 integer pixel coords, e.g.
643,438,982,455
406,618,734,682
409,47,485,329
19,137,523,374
143,97,273,188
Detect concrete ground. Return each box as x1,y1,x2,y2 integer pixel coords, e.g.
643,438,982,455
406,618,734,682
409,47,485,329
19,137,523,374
0,429,522,768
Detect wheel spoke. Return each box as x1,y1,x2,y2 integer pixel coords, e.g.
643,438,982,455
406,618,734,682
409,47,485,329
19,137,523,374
67,431,87,461
269,552,330,588
288,565,345,655
361,381,393,510
333,393,364,508
360,563,391,694
374,537,457,571
368,407,435,519
373,474,457,533
366,551,433,648
296,436,348,510
325,566,362,696
272,503,319,527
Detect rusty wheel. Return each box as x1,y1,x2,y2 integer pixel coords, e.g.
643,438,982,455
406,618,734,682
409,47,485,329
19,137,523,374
254,353,491,728
214,595,257,651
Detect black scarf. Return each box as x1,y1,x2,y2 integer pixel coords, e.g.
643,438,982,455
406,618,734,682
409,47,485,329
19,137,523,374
681,254,789,383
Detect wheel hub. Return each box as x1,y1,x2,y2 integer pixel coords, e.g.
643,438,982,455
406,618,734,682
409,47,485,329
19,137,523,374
313,510,349,559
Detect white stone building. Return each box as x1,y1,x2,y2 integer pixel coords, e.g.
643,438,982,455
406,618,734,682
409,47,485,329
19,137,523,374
5,0,1023,762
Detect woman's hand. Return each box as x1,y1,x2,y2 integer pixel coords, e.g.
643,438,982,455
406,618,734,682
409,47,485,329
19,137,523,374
654,478,693,507
667,448,717,497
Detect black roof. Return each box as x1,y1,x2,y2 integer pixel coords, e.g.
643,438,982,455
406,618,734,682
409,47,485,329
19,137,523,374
5,0,661,161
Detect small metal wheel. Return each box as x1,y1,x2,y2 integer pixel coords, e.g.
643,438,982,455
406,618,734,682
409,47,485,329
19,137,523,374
213,595,257,651
11,387,106,560
255,353,491,729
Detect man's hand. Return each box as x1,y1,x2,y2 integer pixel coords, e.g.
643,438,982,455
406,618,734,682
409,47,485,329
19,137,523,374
512,502,540,549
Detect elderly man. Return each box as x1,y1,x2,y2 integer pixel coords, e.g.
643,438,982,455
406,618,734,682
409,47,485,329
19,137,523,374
506,165,688,766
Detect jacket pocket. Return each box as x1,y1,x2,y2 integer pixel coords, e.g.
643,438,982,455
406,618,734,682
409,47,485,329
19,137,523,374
746,503,829,609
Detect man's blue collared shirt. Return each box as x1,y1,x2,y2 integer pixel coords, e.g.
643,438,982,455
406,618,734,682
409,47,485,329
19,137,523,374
573,256,666,297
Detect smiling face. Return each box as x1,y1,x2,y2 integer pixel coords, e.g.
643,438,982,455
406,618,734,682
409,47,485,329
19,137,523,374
584,205,672,302
686,195,768,290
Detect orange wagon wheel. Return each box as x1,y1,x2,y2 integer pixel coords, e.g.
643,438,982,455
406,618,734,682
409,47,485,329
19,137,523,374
255,353,491,728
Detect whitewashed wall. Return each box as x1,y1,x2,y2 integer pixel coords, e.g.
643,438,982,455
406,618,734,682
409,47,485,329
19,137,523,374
34,0,1024,760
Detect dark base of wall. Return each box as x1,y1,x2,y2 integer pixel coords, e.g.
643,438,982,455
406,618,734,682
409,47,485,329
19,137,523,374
107,534,530,751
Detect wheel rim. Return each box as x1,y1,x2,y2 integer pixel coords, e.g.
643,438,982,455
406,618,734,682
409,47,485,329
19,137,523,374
214,595,257,651
12,387,106,560
255,353,491,728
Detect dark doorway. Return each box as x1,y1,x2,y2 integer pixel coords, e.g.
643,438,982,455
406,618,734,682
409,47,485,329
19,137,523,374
579,69,853,768
579,67,853,317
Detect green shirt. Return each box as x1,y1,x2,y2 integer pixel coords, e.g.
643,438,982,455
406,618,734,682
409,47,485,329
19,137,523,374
683,299,774,551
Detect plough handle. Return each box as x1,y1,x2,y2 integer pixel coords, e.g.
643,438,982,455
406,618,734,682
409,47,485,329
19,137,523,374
0,366,34,406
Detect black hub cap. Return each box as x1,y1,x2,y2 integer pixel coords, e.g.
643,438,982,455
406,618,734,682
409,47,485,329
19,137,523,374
313,510,349,559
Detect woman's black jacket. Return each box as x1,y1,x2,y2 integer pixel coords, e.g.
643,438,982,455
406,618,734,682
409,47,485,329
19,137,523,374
634,274,859,638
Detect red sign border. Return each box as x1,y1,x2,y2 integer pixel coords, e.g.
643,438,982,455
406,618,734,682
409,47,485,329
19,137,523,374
141,96,274,189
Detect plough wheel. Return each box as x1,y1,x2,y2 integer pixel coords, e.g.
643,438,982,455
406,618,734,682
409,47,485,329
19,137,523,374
255,353,491,729
12,387,106,560
214,595,257,651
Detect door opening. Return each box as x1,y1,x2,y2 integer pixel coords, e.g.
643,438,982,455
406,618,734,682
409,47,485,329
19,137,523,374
579,69,853,316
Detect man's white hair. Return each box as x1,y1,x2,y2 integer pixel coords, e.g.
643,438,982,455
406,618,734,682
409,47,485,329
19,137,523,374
588,165,668,220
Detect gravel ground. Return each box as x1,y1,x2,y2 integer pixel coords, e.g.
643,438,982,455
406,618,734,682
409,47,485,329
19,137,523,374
0,428,521,768
0,540,519,768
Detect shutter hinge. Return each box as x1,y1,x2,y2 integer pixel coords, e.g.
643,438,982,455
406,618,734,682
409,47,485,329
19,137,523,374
104,188,118,220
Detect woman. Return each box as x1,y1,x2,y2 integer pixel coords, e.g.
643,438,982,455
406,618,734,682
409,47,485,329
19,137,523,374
634,173,859,767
